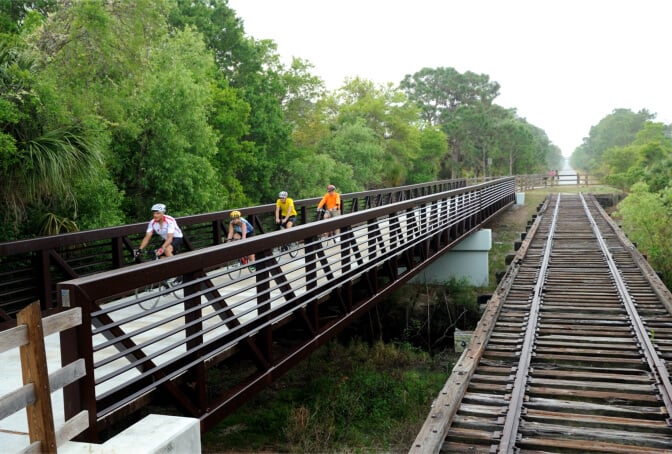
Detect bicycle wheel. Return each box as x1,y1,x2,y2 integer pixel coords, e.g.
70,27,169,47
287,241,299,258
136,282,161,310
321,234,335,248
226,259,242,279
165,276,183,299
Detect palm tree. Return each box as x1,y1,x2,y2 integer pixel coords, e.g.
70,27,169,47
0,39,103,237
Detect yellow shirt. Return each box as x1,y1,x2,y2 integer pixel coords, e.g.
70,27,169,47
276,197,297,217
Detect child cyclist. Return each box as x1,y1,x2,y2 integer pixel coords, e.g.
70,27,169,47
226,210,255,266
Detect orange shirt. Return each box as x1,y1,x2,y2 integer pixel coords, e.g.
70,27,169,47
318,192,341,210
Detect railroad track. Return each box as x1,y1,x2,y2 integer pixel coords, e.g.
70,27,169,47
412,193,672,453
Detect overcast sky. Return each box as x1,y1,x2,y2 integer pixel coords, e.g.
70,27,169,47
227,0,671,157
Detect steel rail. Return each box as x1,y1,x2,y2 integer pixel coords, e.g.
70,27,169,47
413,193,672,453
497,194,562,452
579,193,672,422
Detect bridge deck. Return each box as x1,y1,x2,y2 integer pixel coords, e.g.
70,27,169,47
0,242,342,451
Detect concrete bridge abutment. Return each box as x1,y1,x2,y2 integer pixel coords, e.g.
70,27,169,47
410,229,492,287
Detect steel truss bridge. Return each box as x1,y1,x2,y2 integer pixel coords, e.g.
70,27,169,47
1,177,516,441
60,178,515,439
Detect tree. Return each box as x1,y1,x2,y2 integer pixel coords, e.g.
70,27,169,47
571,108,653,173
121,27,224,215
288,148,356,199
328,119,385,190
0,35,108,238
400,67,500,126
407,126,446,183
601,121,672,192
0,0,59,35
33,0,239,218
30,0,177,222
170,0,294,204
332,78,430,187
401,67,502,178
281,57,327,129
525,123,562,175
492,118,536,176
401,67,566,179
614,182,672,287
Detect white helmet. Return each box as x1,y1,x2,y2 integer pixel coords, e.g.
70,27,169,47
151,203,166,213
278,191,288,198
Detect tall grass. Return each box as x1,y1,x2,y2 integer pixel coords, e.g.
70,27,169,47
202,340,450,453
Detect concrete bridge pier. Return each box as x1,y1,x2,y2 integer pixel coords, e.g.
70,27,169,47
410,229,492,287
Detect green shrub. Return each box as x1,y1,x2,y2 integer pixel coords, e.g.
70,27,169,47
203,340,448,453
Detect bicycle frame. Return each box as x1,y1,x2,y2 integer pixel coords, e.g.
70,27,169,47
133,249,182,309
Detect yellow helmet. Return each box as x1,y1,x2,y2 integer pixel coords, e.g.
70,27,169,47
230,210,241,219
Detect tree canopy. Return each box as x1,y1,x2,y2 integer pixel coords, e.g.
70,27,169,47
578,109,672,288
0,0,567,240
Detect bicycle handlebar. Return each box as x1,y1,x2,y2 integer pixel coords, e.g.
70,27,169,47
133,248,162,263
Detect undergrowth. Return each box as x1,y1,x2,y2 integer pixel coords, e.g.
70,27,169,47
202,340,451,453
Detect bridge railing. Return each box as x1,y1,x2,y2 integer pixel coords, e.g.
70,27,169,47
56,177,516,438
0,179,470,321
516,173,600,190
0,303,87,453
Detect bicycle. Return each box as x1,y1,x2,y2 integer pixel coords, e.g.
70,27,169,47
133,249,182,310
317,209,338,246
225,239,255,280
274,222,299,258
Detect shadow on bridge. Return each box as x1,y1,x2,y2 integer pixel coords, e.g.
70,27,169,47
50,178,515,440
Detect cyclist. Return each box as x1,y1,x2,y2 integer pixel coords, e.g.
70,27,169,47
317,184,341,239
137,203,183,258
226,210,255,266
275,191,297,229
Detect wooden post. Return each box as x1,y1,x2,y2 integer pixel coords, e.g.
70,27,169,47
17,302,57,453
60,285,98,442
